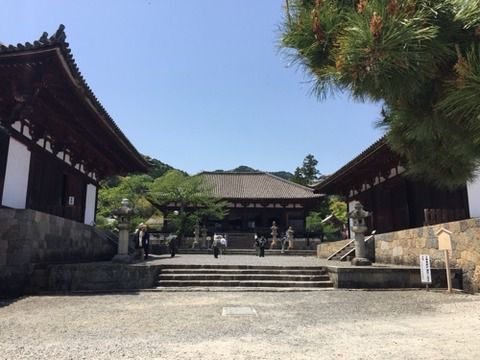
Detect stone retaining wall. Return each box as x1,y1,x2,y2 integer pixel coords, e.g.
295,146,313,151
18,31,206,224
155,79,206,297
0,208,116,297
375,218,480,293
46,263,159,292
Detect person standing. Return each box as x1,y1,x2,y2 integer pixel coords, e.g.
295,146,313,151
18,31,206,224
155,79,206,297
259,236,267,257
281,233,287,254
133,223,150,260
212,234,220,258
168,235,177,257
220,234,227,255
254,233,259,256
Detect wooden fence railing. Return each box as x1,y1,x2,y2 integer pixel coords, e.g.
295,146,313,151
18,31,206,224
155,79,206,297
423,208,467,226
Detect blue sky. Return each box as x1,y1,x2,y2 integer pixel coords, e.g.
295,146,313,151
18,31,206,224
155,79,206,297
1,0,384,175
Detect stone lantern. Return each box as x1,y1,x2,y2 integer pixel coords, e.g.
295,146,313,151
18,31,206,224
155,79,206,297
201,225,208,249
348,201,371,266
270,221,278,249
192,221,200,249
112,198,134,263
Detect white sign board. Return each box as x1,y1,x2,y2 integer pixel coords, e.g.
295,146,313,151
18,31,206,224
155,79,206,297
420,254,432,284
68,196,75,206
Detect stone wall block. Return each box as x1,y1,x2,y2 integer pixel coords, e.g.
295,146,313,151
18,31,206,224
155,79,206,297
472,266,480,293
0,252,7,266
0,209,16,221
460,220,469,232
464,251,480,264
380,240,390,250
385,233,394,242
0,240,8,252
425,236,438,249
7,249,31,265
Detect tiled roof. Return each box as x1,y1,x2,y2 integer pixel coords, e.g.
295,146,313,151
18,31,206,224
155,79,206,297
0,25,148,172
313,136,389,192
200,172,323,200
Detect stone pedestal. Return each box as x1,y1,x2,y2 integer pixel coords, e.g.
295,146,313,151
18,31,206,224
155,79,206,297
112,222,133,263
351,229,371,266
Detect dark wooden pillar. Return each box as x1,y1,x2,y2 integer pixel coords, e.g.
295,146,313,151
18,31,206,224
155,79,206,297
0,127,10,205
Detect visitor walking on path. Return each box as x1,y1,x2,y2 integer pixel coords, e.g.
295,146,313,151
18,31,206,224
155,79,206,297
133,223,150,260
220,234,227,255
258,236,267,257
281,233,287,254
168,235,177,257
212,234,221,258
253,233,259,256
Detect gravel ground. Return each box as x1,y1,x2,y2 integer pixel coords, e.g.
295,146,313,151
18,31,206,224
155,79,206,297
1,290,479,360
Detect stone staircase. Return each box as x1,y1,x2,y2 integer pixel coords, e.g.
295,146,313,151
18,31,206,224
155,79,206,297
176,248,317,256
155,264,333,290
327,235,374,261
327,240,355,261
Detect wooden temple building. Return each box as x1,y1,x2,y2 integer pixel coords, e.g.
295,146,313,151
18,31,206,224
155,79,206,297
199,172,323,246
0,25,148,224
314,137,480,235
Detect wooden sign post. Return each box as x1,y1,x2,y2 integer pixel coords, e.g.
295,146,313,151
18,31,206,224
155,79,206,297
436,228,453,293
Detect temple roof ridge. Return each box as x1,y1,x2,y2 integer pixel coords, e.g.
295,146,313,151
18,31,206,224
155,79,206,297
0,25,148,172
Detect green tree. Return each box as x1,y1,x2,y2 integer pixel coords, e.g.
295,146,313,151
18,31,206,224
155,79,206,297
281,0,480,188
306,195,347,239
97,174,156,230
148,170,228,241
292,154,320,185
329,196,347,223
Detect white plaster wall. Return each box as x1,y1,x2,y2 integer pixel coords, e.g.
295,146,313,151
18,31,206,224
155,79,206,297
2,137,31,209
467,171,480,218
84,183,97,225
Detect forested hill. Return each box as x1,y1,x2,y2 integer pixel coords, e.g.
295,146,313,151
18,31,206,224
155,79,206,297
143,156,176,178
212,165,294,181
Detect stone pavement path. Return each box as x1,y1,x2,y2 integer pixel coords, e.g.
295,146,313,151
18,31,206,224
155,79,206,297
133,253,394,268
1,290,479,359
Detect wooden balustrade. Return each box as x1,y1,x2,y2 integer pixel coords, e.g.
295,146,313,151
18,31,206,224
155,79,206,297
423,208,466,226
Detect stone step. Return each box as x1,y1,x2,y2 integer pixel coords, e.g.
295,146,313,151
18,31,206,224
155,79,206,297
158,264,326,271
159,274,331,281
150,287,335,292
175,249,317,256
157,280,333,288
159,268,326,275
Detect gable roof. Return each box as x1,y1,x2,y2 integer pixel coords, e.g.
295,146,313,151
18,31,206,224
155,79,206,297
200,172,323,200
313,136,401,195
0,25,148,175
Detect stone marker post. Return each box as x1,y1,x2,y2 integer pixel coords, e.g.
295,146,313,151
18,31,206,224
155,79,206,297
112,198,133,263
270,221,278,249
201,225,207,249
349,201,372,266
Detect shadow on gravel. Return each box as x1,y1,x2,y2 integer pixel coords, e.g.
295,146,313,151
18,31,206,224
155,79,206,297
41,290,143,297
0,296,24,308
